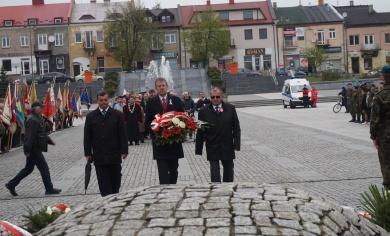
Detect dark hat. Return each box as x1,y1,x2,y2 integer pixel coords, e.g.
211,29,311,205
31,101,42,108
382,65,390,74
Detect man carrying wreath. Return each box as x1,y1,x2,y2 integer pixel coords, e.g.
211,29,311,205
145,78,185,184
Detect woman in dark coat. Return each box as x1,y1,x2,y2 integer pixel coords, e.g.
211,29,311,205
123,95,142,145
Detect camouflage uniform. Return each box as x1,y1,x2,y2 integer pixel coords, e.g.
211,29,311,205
356,87,363,122
349,88,358,122
370,69,390,190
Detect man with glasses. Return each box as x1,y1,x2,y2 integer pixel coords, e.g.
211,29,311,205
84,91,128,196
195,87,241,183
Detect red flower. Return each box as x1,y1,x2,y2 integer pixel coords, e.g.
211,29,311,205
162,128,172,138
172,126,181,135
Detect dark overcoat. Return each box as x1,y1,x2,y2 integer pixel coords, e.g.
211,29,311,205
145,94,185,160
84,107,128,165
195,102,241,161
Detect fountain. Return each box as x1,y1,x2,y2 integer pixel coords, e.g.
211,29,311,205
145,56,174,90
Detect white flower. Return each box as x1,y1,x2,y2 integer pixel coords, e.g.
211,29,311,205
179,121,186,128
172,117,180,125
64,208,71,214
46,207,53,215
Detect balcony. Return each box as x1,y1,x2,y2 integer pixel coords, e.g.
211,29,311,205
316,39,330,47
283,42,298,50
361,43,380,51
83,40,96,56
34,44,52,55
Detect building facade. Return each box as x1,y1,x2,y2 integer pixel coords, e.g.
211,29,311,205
180,0,277,71
69,0,124,77
336,3,390,74
0,0,72,76
275,4,345,72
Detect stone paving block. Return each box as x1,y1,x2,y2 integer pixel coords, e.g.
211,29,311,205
178,218,204,226
259,227,279,235
234,226,258,234
205,227,230,236
323,216,341,233
234,216,253,226
251,202,272,211
120,210,145,220
303,222,321,235
110,229,137,236
328,210,349,230
203,202,230,210
299,212,321,223
201,209,231,218
64,230,91,236
146,210,173,219
182,226,205,236
148,218,176,227
138,227,164,236
273,218,303,231
275,211,300,220
175,210,199,218
253,215,272,227
113,220,145,229
163,227,183,236
252,210,274,217
206,218,231,227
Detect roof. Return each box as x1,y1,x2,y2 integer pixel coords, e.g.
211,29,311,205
276,4,343,26
71,2,128,23
180,1,274,28
147,8,182,28
335,5,390,27
0,3,72,27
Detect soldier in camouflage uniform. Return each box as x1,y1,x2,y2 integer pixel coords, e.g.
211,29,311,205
349,87,358,122
370,65,390,190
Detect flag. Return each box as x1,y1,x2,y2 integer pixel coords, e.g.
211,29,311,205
62,85,69,110
68,90,73,112
2,84,12,126
123,88,127,96
80,88,90,105
23,81,29,115
43,85,56,118
29,82,37,104
76,95,81,116
71,94,78,113
57,85,63,112
15,83,25,126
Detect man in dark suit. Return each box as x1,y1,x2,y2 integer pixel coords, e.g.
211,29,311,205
84,91,128,197
195,87,241,183
145,78,185,184
6,102,61,196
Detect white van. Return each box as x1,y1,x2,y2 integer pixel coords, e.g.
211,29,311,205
281,78,311,108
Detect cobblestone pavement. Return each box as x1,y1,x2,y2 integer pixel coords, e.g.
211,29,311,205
38,184,388,236
0,103,382,226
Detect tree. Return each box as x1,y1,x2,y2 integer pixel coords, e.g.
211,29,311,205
302,47,327,73
184,9,230,68
105,2,156,71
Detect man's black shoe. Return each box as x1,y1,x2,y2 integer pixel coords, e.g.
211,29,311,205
349,119,355,122
5,183,18,196
45,188,62,195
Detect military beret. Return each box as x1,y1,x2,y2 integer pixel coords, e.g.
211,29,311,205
31,101,42,108
382,64,390,74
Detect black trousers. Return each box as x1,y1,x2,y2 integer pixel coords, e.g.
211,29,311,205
209,159,234,183
156,159,179,184
95,164,122,197
8,151,54,191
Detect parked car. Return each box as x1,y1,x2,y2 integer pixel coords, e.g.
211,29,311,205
75,73,104,83
276,68,288,76
22,74,42,84
237,68,261,77
42,72,74,84
293,71,307,78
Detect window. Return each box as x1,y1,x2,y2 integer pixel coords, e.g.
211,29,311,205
161,15,171,23
54,33,63,46
259,28,267,39
284,36,293,47
387,56,390,64
364,35,374,45
349,35,359,45
152,33,160,49
263,55,272,70
109,34,116,48
75,32,82,43
244,29,253,40
79,15,95,20
317,30,325,44
219,11,229,21
1,36,10,48
38,34,47,46
385,33,390,44
364,57,372,70
164,33,176,44
56,56,64,69
54,18,62,24
97,57,104,73
21,60,30,75
28,18,37,25
329,29,336,39
20,34,29,47
243,10,253,20
96,31,104,42
297,36,305,41
146,16,153,23
85,31,93,48
2,60,11,71
4,20,13,27
244,55,253,70
39,59,49,75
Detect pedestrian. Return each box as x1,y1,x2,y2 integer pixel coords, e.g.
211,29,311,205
135,94,146,143
366,84,376,121
302,84,309,108
361,84,370,124
148,89,156,98
338,87,348,113
84,91,128,197
124,95,142,145
349,87,358,122
182,91,195,140
5,102,61,196
356,85,363,123
370,65,390,191
145,78,185,184
346,83,353,113
311,86,318,108
195,92,211,112
195,87,241,183
113,96,124,112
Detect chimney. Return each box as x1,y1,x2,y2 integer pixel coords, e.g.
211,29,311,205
32,0,44,5
206,0,210,5
318,0,324,5
273,2,277,8
368,4,373,14
229,0,234,4
349,1,354,6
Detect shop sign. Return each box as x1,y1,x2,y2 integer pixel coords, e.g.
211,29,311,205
245,48,265,56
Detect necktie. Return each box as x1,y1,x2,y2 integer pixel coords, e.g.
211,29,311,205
162,97,167,112
102,109,106,116
215,106,219,113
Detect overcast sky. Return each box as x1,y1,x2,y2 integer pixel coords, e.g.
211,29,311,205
1,0,390,12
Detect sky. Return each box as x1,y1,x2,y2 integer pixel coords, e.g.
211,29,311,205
1,0,390,12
